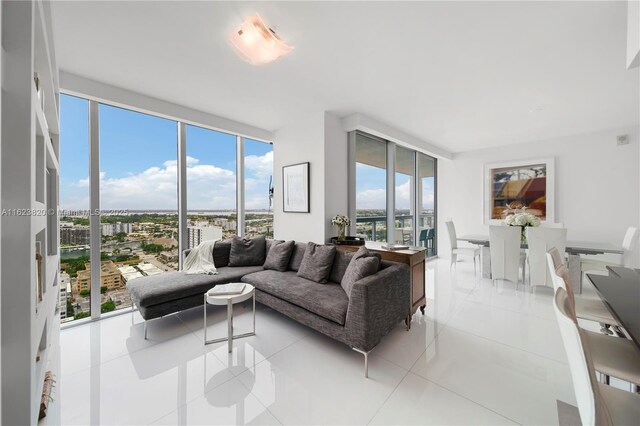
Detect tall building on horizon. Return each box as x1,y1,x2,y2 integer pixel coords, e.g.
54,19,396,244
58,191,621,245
101,222,133,236
187,225,223,249
60,225,90,245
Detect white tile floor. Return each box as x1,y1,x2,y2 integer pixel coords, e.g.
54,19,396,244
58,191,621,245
60,258,582,425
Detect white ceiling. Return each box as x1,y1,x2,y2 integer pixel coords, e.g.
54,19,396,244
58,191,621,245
51,1,639,153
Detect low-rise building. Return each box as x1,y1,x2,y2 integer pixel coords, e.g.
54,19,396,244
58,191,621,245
152,237,178,249
75,261,124,293
159,250,178,263
118,265,144,282
137,262,164,276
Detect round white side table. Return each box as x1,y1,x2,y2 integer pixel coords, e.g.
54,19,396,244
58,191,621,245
204,283,255,352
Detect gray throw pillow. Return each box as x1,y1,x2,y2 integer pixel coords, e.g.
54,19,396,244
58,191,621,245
228,235,266,267
263,240,295,272
329,250,354,283
213,240,231,267
341,247,381,296
296,242,337,283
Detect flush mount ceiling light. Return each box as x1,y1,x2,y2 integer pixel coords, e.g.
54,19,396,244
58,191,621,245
229,14,293,65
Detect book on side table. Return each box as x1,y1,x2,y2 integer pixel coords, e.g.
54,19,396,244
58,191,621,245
381,244,410,250
208,283,246,296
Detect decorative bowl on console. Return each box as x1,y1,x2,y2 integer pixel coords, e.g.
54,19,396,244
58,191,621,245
330,236,365,246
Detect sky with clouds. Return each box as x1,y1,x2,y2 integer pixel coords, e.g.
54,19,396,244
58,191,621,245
355,164,435,211
59,95,273,212
59,95,433,214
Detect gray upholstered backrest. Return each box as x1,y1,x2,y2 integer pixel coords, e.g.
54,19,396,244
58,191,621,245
213,240,232,267
288,242,308,271
186,238,272,268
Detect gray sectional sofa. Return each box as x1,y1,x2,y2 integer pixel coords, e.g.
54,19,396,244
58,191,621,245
127,240,410,376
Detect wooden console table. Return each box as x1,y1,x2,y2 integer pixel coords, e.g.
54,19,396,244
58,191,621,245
336,242,426,328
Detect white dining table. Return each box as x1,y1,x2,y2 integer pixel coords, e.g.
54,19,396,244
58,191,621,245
457,234,623,293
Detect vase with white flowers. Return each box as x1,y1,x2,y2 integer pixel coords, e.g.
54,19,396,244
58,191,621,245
331,214,351,241
504,211,541,242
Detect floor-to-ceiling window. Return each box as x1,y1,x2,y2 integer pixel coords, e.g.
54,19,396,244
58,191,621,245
351,131,437,255
186,125,237,246
418,152,436,256
244,139,274,238
395,146,414,245
59,95,92,322
58,93,272,323
355,133,388,242
99,104,178,314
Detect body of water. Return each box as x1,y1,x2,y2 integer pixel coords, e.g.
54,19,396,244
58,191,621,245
61,241,142,259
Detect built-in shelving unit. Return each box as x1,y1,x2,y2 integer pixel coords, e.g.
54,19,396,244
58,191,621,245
1,1,60,424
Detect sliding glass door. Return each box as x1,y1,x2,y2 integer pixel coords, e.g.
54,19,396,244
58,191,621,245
418,153,436,256
395,146,415,246
350,131,437,256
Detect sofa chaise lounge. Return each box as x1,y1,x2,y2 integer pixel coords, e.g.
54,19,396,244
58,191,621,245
127,240,410,376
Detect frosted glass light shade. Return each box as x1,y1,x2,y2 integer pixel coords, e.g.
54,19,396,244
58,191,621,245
229,15,293,65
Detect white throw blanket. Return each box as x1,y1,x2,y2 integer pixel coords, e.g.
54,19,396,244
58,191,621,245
183,239,219,275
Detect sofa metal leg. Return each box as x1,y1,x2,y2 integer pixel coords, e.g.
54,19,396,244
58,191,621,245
612,326,625,337
599,323,613,335
352,348,370,378
405,315,411,331
144,320,148,340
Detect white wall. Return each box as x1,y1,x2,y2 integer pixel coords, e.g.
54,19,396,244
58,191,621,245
323,113,349,239
273,112,325,243
628,0,640,69
273,111,348,243
437,127,640,263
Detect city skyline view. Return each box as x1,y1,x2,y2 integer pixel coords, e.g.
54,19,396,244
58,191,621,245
58,93,276,322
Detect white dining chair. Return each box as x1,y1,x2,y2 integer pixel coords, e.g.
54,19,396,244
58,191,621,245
445,221,480,274
549,259,640,386
489,225,522,288
547,246,565,271
620,227,639,267
527,227,567,292
553,288,640,425
582,227,639,272
394,228,405,245
546,249,621,333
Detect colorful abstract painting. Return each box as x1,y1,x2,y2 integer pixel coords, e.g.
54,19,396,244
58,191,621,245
484,159,555,223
